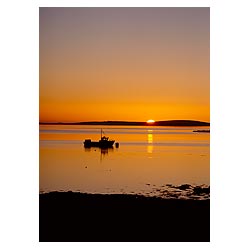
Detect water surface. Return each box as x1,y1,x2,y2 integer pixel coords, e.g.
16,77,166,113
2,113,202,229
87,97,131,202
40,125,210,198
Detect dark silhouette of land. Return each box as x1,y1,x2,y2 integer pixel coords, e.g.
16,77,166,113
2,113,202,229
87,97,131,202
193,129,210,133
40,192,210,242
40,119,210,126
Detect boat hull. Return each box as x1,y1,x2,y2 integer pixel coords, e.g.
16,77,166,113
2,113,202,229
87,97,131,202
84,139,115,148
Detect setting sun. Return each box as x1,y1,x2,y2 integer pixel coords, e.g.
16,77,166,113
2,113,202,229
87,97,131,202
147,119,155,124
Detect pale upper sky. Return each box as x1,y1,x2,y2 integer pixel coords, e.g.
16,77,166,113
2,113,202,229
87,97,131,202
40,7,210,122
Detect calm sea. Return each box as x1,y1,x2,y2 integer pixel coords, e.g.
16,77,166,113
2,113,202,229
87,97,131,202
40,125,210,198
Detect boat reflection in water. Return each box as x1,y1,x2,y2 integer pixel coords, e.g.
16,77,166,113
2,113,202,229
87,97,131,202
84,147,114,154
84,146,114,162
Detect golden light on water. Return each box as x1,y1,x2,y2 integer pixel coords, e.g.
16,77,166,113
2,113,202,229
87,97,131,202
148,131,153,143
147,130,153,154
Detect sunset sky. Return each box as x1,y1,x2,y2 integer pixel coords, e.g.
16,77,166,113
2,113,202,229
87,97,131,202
40,7,210,123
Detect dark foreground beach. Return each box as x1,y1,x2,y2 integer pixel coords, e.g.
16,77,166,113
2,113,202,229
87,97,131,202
40,191,210,242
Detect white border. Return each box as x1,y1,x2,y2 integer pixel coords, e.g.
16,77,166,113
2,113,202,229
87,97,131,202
1,0,250,250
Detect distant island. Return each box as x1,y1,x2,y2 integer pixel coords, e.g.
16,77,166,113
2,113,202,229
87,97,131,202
40,120,210,126
193,129,210,133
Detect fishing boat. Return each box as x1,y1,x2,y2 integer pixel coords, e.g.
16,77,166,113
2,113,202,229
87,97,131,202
84,129,115,148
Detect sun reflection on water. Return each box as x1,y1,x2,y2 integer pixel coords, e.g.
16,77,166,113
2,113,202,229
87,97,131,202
147,130,153,154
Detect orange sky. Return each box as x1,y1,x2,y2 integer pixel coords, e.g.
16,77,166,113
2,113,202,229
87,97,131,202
40,8,210,122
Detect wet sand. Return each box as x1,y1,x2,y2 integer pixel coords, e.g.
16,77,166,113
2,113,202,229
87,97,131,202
39,191,210,242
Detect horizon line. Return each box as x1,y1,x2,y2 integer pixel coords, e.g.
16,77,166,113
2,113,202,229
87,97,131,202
39,119,210,124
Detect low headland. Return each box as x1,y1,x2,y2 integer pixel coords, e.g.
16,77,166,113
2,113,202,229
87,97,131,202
39,119,210,127
40,191,210,242
193,129,210,133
